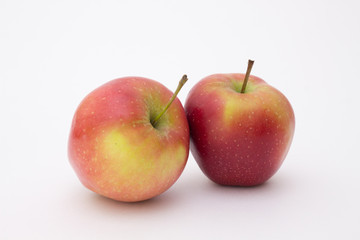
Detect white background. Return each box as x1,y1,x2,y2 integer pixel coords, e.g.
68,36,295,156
1,0,360,239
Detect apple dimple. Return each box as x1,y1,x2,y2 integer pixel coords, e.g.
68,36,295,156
229,78,257,94
148,102,167,130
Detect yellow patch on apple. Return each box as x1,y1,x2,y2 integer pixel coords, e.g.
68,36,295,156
96,127,186,199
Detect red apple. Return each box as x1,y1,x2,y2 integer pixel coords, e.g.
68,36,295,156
185,61,295,186
68,76,189,202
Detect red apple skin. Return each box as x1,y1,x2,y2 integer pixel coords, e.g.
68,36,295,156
68,77,189,202
185,74,295,186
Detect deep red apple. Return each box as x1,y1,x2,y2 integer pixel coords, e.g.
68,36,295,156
68,76,189,202
185,60,295,186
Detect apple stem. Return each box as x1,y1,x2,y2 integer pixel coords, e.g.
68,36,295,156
240,59,255,93
151,75,188,128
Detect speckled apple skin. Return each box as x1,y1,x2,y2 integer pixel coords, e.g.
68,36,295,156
185,74,295,186
68,77,189,202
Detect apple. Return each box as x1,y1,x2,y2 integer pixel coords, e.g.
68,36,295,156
68,75,189,202
185,60,295,186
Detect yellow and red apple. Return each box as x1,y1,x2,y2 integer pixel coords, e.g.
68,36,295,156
68,76,189,202
185,61,295,186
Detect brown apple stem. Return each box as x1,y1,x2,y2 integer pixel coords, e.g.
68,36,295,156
151,75,188,127
240,59,255,93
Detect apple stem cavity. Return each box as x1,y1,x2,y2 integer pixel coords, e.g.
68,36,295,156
151,74,188,128
240,59,255,93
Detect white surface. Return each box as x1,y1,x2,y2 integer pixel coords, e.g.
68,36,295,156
1,0,360,239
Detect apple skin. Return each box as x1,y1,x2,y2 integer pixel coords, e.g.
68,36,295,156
68,77,189,202
185,73,295,186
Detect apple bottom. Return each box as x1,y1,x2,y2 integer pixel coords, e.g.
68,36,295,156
191,142,289,187
188,115,293,186
69,124,188,202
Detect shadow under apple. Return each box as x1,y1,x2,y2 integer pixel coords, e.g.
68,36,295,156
87,189,180,216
